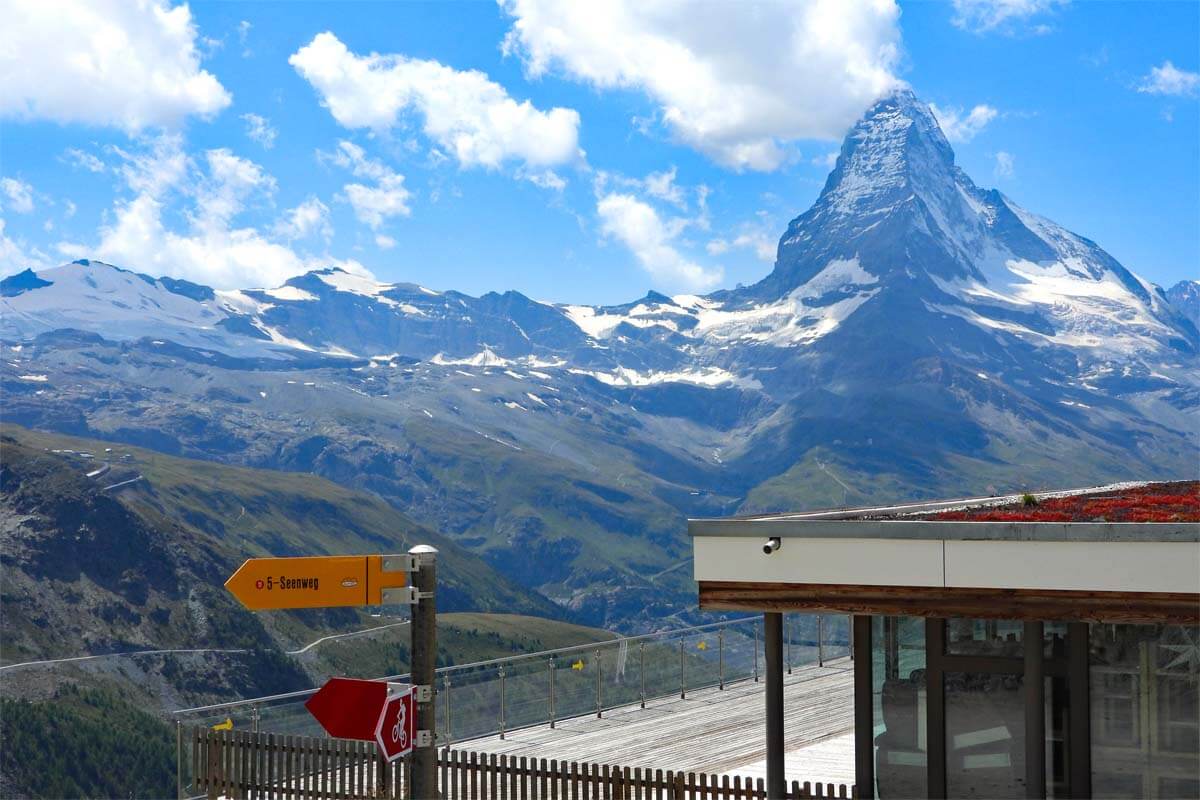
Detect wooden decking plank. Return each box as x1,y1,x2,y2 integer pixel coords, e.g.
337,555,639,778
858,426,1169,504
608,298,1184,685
457,660,854,786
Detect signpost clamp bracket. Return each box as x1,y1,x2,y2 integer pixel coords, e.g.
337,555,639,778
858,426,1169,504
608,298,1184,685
415,730,434,747
381,586,434,605
381,554,418,574
412,684,433,703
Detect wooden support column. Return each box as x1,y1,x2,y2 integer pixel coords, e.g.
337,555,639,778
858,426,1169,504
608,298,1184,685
764,612,785,800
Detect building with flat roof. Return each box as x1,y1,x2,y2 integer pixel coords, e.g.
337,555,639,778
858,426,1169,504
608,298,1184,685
690,482,1200,799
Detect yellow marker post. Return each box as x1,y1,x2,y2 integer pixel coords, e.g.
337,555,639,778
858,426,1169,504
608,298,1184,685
225,554,412,611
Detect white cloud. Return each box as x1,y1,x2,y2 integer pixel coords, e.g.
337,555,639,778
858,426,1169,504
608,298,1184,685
375,234,396,249
321,140,412,229
276,197,332,240
596,192,721,291
64,200,77,219
343,181,410,230
994,151,1015,178
0,0,231,132
110,133,191,197
812,150,840,169
0,218,53,275
643,167,686,208
241,113,278,148
1138,61,1200,98
930,103,999,142
500,0,901,171
520,169,567,191
197,149,276,228
734,231,776,263
66,136,361,288
707,229,776,262
598,166,693,210
1,178,35,213
237,20,252,57
64,148,106,173
950,0,1067,34
290,32,582,171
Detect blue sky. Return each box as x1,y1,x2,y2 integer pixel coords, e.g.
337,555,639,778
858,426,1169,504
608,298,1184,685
1,0,1196,305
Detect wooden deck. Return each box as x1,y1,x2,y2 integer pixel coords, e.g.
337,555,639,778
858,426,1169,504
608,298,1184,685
453,659,855,787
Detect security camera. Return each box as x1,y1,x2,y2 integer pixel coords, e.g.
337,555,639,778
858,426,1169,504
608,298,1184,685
763,537,781,555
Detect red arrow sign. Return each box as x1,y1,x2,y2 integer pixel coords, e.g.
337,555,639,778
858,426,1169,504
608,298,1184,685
375,688,416,762
304,678,389,741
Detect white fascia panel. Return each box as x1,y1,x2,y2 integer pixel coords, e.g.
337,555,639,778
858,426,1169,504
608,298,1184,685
944,540,1200,593
693,536,944,587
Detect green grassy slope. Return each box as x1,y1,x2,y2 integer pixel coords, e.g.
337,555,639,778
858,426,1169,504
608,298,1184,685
1,424,564,658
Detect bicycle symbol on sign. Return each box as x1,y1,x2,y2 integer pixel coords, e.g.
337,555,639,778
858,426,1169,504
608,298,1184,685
391,700,408,749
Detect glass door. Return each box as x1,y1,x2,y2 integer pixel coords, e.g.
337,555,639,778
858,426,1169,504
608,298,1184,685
862,617,1091,799
924,619,1085,799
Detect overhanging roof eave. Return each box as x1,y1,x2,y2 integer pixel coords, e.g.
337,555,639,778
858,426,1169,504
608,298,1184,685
687,518,1200,543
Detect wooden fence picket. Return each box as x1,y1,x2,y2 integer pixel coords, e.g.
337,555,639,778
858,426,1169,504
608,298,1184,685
184,727,855,800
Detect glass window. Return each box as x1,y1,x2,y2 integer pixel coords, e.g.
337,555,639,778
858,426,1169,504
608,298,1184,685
1090,623,1200,799
872,616,927,799
945,671,1028,798
946,619,1024,657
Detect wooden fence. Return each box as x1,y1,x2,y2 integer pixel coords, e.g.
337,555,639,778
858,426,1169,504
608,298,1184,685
189,727,856,800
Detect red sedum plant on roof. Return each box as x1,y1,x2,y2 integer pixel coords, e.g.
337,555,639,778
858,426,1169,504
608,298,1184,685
926,481,1200,523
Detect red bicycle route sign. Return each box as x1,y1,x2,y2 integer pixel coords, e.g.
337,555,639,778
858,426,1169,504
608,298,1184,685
304,677,416,761
374,688,417,762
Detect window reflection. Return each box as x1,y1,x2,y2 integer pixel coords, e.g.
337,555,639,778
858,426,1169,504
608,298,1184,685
946,619,1024,658
1090,624,1200,799
872,616,926,799
945,671,1027,798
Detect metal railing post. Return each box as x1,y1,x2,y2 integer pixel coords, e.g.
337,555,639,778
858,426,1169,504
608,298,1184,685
818,615,824,667
444,673,453,745
251,704,260,733
639,641,646,708
549,656,556,729
679,638,686,699
499,665,507,740
595,649,603,718
718,629,725,690
754,620,760,682
175,720,182,800
786,615,792,675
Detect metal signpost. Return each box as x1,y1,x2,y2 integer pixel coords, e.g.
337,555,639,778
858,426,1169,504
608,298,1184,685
407,545,438,800
225,548,438,799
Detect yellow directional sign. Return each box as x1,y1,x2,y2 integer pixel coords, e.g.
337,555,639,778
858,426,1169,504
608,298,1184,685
225,554,410,611
571,659,585,671
212,718,233,731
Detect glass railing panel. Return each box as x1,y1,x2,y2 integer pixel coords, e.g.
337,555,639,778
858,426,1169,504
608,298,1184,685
640,635,683,703
442,664,502,742
823,614,852,661
553,650,601,721
722,622,760,684
682,630,722,692
501,657,552,732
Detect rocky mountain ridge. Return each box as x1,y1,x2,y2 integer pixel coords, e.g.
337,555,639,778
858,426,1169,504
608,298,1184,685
2,89,1196,628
